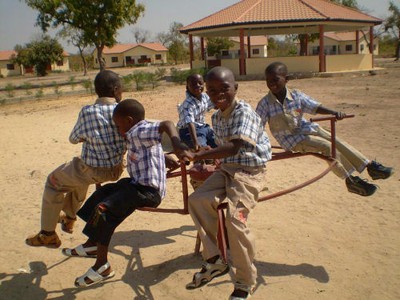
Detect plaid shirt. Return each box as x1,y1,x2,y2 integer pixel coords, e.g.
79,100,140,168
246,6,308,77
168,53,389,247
69,97,126,168
125,120,166,199
177,91,214,129
212,100,271,167
256,89,321,151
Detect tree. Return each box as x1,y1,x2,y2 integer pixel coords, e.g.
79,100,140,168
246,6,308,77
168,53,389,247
13,35,64,76
25,0,145,71
157,22,189,64
206,37,234,57
132,28,151,43
385,1,400,60
58,26,91,75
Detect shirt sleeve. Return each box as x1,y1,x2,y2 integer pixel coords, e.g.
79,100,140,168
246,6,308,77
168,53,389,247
255,96,269,127
295,90,321,114
135,122,162,147
179,101,196,125
69,109,85,144
229,105,260,146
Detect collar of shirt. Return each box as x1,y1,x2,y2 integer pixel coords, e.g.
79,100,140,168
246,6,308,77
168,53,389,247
220,99,238,119
267,88,294,105
127,119,146,136
95,97,117,105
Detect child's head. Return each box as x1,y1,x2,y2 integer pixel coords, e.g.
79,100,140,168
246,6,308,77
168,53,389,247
264,62,288,96
94,70,123,102
186,74,205,99
205,67,238,111
112,99,145,136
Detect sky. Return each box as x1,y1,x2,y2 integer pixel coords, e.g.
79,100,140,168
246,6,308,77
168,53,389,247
0,0,395,54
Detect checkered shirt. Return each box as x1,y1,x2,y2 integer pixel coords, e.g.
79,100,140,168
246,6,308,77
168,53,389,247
125,120,166,199
69,97,126,168
212,100,272,167
177,92,214,129
256,89,321,151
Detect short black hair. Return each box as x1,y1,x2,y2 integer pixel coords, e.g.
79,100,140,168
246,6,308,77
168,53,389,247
205,66,235,83
113,98,145,120
94,70,121,97
265,62,288,76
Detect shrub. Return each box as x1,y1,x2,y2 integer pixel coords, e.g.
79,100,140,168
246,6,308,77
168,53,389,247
81,79,94,94
5,83,15,98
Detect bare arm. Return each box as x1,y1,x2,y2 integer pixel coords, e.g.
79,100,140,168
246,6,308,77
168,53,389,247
188,122,200,150
183,139,243,162
316,105,346,120
159,120,189,159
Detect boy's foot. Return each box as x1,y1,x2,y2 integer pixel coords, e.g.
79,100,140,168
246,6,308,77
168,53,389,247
230,288,251,300
25,231,61,248
367,161,393,180
345,176,377,196
58,213,76,234
186,257,229,289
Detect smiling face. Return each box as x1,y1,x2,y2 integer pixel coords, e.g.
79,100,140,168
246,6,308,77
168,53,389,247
205,68,238,111
265,63,288,99
187,74,205,99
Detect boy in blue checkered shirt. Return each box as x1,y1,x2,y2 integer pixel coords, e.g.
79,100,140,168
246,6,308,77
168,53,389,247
183,67,271,300
177,73,217,150
256,61,393,197
61,99,188,287
26,70,126,248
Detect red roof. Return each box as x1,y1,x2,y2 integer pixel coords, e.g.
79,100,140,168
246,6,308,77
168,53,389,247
180,0,382,33
103,43,168,54
324,31,369,41
230,35,268,45
0,50,17,61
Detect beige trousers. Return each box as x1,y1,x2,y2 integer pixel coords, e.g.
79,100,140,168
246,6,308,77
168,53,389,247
41,156,123,231
292,127,369,178
188,163,266,290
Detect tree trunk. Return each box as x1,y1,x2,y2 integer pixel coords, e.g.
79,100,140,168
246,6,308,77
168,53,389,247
97,45,106,71
299,34,308,56
77,46,88,76
395,38,400,61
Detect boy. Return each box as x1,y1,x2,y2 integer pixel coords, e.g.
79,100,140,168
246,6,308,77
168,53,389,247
183,67,271,300
26,70,126,248
62,99,187,287
177,73,217,150
256,61,393,196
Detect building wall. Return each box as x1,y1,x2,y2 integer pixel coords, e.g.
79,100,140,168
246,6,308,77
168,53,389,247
307,36,379,56
326,54,372,72
94,47,167,69
0,60,21,77
222,42,268,58
50,57,70,72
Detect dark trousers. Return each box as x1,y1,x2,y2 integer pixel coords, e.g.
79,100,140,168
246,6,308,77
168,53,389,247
77,177,161,246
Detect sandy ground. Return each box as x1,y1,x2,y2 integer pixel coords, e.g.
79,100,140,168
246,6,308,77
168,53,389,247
0,60,399,300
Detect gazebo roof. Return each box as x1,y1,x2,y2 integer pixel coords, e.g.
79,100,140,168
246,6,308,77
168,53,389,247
180,0,382,37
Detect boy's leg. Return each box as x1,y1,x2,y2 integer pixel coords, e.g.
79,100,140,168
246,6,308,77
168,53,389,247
188,170,227,260
224,166,265,294
179,127,195,149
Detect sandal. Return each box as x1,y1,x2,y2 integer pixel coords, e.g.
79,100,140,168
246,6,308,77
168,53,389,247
58,213,76,234
25,232,61,248
62,244,97,258
186,257,229,289
74,262,115,287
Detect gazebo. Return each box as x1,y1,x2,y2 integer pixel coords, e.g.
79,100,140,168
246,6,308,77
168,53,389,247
179,0,382,76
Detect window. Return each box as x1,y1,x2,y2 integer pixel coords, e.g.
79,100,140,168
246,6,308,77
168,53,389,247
95,58,98,64
111,56,118,63
360,44,364,51
252,48,260,55
221,50,229,56
345,44,353,51
155,54,162,60
6,64,14,70
57,60,63,66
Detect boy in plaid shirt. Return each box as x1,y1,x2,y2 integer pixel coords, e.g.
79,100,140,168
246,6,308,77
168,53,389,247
177,73,217,150
256,61,393,197
62,99,188,287
26,70,126,248
183,67,271,300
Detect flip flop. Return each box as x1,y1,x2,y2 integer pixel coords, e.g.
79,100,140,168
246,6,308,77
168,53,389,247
74,262,115,287
62,244,97,258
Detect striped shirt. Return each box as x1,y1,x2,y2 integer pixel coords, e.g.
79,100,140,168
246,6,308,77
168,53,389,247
177,91,214,129
69,97,126,168
125,120,166,199
256,89,321,151
212,100,271,167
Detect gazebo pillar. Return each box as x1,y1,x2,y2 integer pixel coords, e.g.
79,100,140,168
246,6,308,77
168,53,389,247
369,26,374,68
200,37,205,60
247,36,251,58
319,25,326,72
239,28,246,75
356,30,360,54
305,34,309,56
189,34,194,69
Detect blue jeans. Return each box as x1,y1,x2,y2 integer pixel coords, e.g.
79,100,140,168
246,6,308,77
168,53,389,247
179,124,217,149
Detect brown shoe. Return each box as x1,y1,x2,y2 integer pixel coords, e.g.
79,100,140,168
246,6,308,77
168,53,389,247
25,232,61,248
58,213,76,234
